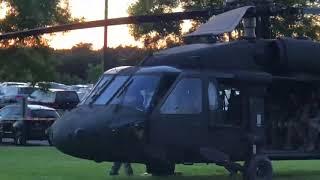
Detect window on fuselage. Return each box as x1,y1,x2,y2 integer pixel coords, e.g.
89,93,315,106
160,78,202,114
208,82,218,111
94,76,129,105
153,74,178,106
109,75,161,112
215,85,242,126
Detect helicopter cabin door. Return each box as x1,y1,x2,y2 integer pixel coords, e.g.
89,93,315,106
149,74,207,148
207,79,250,160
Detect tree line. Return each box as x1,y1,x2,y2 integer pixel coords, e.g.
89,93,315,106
0,43,147,84
0,0,320,84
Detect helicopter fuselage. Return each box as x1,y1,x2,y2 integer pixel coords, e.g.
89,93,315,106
51,38,320,166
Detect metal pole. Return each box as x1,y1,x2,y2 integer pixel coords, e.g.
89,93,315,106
243,17,257,39
102,0,108,71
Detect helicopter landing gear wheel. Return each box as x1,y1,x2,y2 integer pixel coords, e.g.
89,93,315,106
146,161,175,176
243,155,273,180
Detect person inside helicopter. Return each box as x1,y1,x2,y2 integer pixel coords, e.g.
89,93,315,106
304,90,320,152
283,92,302,150
227,89,242,126
122,81,158,112
158,77,202,114
107,75,160,113
278,89,320,151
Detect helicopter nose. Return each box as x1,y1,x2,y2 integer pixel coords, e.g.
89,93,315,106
50,118,76,155
50,106,114,160
51,117,102,159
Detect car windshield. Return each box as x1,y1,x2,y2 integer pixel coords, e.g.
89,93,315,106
83,75,113,104
0,106,22,119
29,90,55,103
19,87,36,95
2,86,19,96
109,75,161,112
56,91,79,103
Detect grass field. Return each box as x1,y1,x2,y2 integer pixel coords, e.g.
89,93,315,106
1,147,320,180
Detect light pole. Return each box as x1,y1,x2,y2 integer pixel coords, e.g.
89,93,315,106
102,0,109,71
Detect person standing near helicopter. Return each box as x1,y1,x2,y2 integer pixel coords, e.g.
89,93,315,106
109,162,133,176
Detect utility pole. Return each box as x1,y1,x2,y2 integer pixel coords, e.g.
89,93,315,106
102,0,109,72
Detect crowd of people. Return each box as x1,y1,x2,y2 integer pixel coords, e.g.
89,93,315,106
282,90,320,152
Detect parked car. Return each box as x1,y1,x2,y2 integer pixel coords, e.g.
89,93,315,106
0,86,37,108
28,89,80,111
70,85,93,101
70,84,93,91
0,104,60,145
35,82,70,90
1,82,29,87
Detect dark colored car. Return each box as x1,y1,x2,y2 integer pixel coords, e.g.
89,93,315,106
0,104,60,145
0,86,37,108
28,89,80,111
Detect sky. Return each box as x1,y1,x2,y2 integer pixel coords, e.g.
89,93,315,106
0,3,6,19
47,0,141,49
0,0,192,50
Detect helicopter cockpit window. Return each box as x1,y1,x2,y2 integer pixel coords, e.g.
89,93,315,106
109,75,160,112
94,76,129,105
160,78,202,114
83,75,113,104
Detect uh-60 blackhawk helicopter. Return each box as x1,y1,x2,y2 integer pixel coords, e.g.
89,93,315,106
3,0,320,179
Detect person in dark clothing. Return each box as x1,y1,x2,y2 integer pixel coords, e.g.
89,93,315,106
227,89,242,125
284,92,301,149
109,162,133,176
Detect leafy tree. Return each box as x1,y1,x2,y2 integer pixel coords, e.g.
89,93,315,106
106,45,148,66
0,0,76,47
128,0,320,47
54,73,83,85
54,44,148,84
55,43,100,81
128,0,182,49
0,0,76,82
86,63,103,83
272,0,320,39
0,47,56,83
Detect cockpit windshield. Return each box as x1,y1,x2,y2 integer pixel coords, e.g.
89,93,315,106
83,75,113,104
109,75,161,112
83,72,174,114
93,76,129,105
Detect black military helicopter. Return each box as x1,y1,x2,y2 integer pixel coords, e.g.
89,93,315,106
2,0,320,179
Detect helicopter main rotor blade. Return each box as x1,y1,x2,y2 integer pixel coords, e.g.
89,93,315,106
303,7,320,15
0,10,217,40
185,6,254,37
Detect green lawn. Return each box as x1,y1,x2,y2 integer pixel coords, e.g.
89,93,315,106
1,147,320,180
